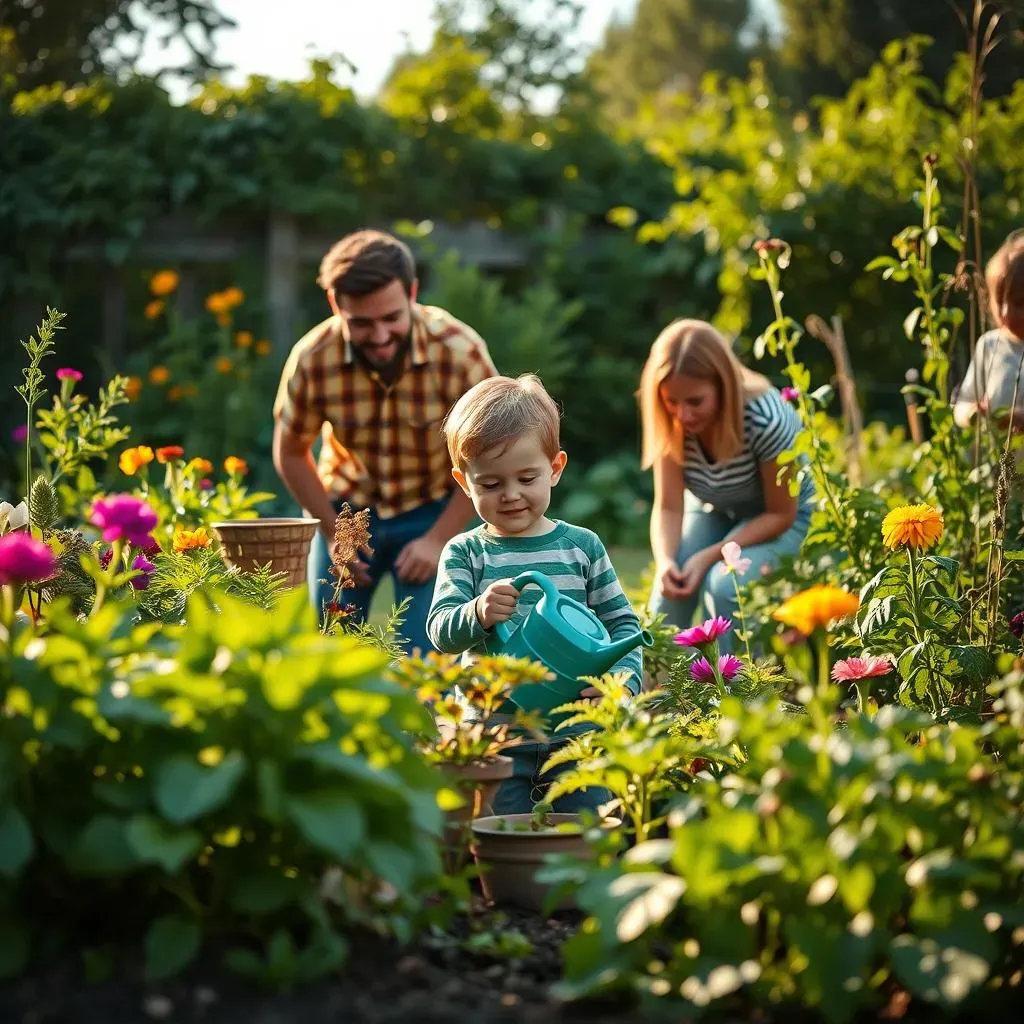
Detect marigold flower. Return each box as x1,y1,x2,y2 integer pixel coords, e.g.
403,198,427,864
186,457,213,475
881,503,944,550
222,286,245,307
205,292,229,314
255,340,272,356
173,525,212,552
0,532,58,585
224,456,248,476
215,312,231,328
215,356,233,374
773,585,859,636
125,376,142,401
831,654,894,682
56,367,83,382
144,300,165,320
167,385,185,402
155,445,185,464
675,616,732,648
235,331,254,348
149,270,180,296
148,366,171,385
118,445,154,476
90,495,158,547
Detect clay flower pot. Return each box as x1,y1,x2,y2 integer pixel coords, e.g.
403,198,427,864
210,517,319,588
471,813,620,911
438,755,514,868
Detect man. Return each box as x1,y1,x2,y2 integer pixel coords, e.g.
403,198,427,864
272,229,497,652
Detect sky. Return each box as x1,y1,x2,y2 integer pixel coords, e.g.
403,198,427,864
139,0,639,101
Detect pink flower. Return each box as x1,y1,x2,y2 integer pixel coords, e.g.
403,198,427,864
691,654,744,683
11,424,28,444
0,532,58,586
200,478,213,490
90,495,158,547
99,547,114,570
56,368,83,382
130,554,156,591
831,654,894,682
721,541,752,575
675,616,732,648
781,386,800,401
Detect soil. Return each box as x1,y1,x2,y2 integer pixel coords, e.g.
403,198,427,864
0,902,653,1024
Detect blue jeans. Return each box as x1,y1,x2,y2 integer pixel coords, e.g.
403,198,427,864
493,740,613,816
649,494,810,654
307,497,448,655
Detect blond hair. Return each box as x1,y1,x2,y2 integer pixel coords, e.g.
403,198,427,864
444,374,561,470
986,229,1024,331
638,319,772,469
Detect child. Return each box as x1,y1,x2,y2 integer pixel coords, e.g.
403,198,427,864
427,373,644,816
953,230,1024,431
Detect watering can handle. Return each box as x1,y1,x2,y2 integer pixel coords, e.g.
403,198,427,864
511,571,559,602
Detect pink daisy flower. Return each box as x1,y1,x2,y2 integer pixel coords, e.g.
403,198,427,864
675,616,732,648
831,654,894,682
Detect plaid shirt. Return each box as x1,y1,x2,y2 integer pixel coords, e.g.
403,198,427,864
274,304,497,519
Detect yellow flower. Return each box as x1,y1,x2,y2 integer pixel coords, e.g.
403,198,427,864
255,339,272,356
222,286,245,308
235,330,254,348
150,270,180,296
124,376,142,401
224,456,248,476
215,356,233,374
173,525,212,552
882,504,944,551
144,299,165,320
118,445,154,476
148,365,170,385
205,291,229,314
186,457,213,475
773,585,859,636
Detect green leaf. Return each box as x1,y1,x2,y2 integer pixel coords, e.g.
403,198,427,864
286,790,365,860
229,870,302,914
0,921,28,979
144,915,200,980
0,806,33,878
609,872,686,943
889,933,991,1006
69,814,139,875
364,841,418,892
125,815,203,874
256,759,285,822
155,751,247,824
839,862,874,914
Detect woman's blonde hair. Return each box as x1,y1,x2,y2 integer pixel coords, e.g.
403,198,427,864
986,229,1024,330
638,319,772,469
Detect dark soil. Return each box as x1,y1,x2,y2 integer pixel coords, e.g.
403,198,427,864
0,903,653,1024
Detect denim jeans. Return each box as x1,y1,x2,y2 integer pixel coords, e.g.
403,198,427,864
492,740,613,816
649,493,810,654
307,496,448,655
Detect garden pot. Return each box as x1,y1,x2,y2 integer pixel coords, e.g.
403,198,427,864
439,756,514,868
471,813,620,911
210,518,320,588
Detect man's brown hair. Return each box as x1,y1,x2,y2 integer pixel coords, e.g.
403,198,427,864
317,229,416,297
986,229,1024,329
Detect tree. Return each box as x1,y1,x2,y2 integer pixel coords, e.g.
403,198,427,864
0,0,235,94
776,0,1024,99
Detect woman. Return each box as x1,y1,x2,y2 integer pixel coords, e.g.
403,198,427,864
639,319,814,641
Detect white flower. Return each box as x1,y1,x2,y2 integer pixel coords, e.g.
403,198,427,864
0,500,29,534
721,540,752,575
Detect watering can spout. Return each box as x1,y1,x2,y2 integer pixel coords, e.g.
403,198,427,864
590,628,655,674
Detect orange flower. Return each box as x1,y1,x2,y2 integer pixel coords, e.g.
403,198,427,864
881,504,944,551
224,456,248,476
148,365,170,385
186,457,213,474
149,270,180,296
156,445,185,463
182,383,199,398
235,330,254,348
773,586,860,636
215,356,233,374
167,385,184,402
124,376,142,401
255,340,272,356
172,524,212,552
119,445,155,476
205,291,229,314
222,286,245,307
144,299,165,320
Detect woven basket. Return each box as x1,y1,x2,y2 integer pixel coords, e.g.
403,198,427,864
210,518,320,588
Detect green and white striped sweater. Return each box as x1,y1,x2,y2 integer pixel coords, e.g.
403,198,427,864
427,520,643,695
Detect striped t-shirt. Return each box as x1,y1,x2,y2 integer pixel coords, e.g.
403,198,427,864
684,389,815,520
427,520,643,694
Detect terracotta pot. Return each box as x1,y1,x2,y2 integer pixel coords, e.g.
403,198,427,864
439,755,514,868
210,517,320,588
471,813,620,911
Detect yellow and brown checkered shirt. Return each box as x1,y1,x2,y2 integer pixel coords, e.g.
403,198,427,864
274,304,497,519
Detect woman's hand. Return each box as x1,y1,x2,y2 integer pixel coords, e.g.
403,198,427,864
677,547,719,598
655,559,688,601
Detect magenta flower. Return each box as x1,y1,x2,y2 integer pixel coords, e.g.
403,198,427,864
0,532,58,586
831,654,894,682
129,554,156,591
11,425,28,444
90,495,158,547
1010,611,1024,639
99,547,114,570
56,368,83,382
781,386,800,401
675,616,732,648
691,654,743,684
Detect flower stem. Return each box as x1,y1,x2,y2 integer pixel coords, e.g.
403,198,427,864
906,547,943,716
731,575,754,665
814,629,831,698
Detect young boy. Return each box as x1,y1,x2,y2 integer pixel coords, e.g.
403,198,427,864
427,373,644,815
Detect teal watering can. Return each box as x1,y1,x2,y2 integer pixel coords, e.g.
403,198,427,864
484,570,653,719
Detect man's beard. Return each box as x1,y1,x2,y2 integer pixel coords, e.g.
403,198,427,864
353,331,412,382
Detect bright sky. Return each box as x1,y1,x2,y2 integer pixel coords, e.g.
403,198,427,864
140,0,638,100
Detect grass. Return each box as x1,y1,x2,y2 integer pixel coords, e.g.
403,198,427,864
368,546,653,624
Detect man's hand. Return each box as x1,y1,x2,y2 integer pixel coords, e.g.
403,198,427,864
654,559,687,601
340,544,373,588
475,579,520,630
677,547,720,598
395,535,444,584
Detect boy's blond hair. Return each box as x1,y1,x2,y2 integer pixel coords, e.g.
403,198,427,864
986,229,1024,330
444,374,561,470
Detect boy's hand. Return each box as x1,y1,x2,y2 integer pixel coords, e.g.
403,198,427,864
475,579,520,629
